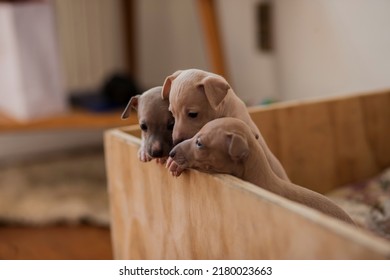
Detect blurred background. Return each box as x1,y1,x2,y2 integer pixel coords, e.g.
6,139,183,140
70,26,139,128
0,0,390,259
1,0,390,160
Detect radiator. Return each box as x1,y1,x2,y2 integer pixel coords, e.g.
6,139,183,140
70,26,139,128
54,0,127,92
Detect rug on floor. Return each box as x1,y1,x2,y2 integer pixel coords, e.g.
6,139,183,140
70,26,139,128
0,148,109,226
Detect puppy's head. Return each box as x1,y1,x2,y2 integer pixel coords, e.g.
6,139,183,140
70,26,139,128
122,86,174,158
161,69,230,145
168,118,250,177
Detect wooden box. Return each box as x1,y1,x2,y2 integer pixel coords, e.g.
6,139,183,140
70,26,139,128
104,90,390,259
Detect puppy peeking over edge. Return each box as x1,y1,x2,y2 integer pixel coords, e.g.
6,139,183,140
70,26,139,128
161,68,290,182
122,86,174,163
166,117,354,224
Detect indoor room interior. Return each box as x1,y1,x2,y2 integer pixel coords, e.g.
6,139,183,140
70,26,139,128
0,0,389,260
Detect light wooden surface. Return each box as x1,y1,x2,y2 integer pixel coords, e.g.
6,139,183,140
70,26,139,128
249,89,390,194
105,130,390,259
104,89,390,259
0,109,136,132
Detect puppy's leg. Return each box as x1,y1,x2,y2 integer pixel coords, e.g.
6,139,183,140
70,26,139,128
156,157,168,164
166,157,184,176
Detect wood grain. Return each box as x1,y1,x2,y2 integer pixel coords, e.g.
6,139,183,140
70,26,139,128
104,89,390,259
105,130,390,259
249,90,390,193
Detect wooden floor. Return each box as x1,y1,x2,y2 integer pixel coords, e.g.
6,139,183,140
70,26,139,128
0,225,112,260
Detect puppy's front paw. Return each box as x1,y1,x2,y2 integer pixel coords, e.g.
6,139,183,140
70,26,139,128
166,157,184,177
138,148,152,162
156,157,168,165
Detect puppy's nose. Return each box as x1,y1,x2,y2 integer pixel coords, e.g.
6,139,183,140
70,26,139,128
169,150,176,158
151,149,163,158
150,141,163,158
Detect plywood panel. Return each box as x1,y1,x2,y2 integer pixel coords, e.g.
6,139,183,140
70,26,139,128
105,129,390,260
105,90,390,260
249,90,390,193
360,92,390,168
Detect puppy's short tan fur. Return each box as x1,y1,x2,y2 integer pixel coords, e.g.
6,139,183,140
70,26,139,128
167,118,354,224
122,86,174,162
162,68,289,181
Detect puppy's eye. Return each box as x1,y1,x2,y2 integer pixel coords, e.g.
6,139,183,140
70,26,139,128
195,138,203,149
188,112,198,119
140,123,148,131
167,121,174,131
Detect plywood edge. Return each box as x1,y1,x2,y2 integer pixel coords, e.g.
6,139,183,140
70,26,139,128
104,125,141,146
105,127,390,258
248,88,390,114
218,174,390,257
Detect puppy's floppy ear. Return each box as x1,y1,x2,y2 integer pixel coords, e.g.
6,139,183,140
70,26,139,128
121,95,140,120
162,70,182,100
226,132,249,162
198,75,230,110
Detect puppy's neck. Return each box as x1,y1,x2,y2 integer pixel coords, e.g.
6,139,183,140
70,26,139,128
218,91,261,139
218,90,246,117
241,141,324,201
241,137,355,224
241,140,284,194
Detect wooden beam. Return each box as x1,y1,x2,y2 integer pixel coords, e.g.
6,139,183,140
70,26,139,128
196,0,227,78
121,0,136,76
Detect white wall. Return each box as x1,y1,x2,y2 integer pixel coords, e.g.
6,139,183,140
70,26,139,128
135,0,209,88
135,0,278,106
216,0,278,105
275,0,390,101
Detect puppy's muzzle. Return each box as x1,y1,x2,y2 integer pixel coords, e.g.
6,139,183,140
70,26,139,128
173,138,185,146
150,149,164,158
169,149,176,158
149,141,165,158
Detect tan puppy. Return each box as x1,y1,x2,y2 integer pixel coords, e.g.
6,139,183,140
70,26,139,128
162,68,289,181
122,86,174,162
167,118,354,224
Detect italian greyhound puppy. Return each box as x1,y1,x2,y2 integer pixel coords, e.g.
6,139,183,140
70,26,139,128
167,117,354,224
122,86,174,163
162,68,289,181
